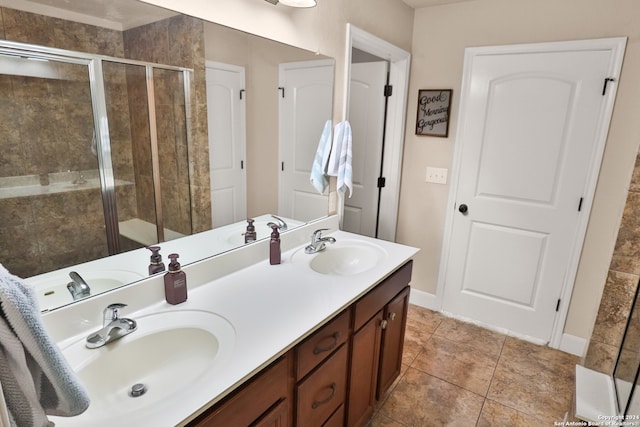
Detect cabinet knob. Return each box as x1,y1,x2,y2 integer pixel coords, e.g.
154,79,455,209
380,319,388,330
388,312,396,321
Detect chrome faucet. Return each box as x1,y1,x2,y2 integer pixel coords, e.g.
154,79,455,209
86,303,137,349
268,215,288,231
305,228,336,254
67,271,91,300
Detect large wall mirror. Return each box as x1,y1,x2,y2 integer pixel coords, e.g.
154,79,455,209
0,0,334,310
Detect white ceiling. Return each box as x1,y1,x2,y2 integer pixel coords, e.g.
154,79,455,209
401,0,478,8
0,0,176,30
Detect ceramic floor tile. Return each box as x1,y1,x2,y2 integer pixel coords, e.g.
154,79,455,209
368,412,408,427
433,317,505,360
406,304,443,335
487,339,576,422
412,335,498,396
378,367,484,426
476,399,546,426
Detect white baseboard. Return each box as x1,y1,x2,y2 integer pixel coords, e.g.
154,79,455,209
560,333,588,357
408,288,440,311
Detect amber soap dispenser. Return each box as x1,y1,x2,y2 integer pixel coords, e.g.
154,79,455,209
164,253,187,305
270,224,281,265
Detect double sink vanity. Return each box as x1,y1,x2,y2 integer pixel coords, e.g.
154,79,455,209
40,215,419,426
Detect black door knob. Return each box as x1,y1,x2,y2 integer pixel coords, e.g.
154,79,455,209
458,204,468,214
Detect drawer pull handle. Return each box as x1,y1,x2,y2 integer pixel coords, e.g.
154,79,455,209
312,382,336,409
312,332,339,355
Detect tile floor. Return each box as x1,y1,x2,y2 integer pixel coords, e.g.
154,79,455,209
368,304,580,426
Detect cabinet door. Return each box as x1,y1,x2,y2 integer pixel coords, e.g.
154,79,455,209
346,310,383,427
253,399,289,427
377,286,410,400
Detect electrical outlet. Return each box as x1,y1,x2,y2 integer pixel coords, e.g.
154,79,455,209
426,167,448,184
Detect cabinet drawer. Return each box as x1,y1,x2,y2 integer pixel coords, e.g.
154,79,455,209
190,352,291,426
322,404,345,427
297,310,351,380
353,260,412,331
297,345,348,426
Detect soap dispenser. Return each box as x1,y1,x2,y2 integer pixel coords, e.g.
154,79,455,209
164,253,187,305
269,224,281,265
146,246,165,275
245,218,257,243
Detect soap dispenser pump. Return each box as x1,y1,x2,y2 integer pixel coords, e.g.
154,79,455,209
269,224,281,265
164,253,187,305
245,218,257,243
147,246,165,275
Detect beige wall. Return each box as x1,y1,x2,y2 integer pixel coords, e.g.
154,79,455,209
141,0,640,342
400,0,640,341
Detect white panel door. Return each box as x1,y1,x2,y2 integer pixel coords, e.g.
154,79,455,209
442,41,623,341
206,62,246,228
343,61,388,238
279,60,333,222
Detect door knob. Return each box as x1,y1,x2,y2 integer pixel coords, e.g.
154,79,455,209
458,204,468,214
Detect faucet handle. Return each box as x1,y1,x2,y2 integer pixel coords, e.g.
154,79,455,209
104,303,127,324
312,228,329,241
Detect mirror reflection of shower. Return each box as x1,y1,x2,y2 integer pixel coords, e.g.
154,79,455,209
0,41,194,278
613,278,640,417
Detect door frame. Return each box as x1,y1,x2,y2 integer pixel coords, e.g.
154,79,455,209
341,24,411,242
436,37,627,349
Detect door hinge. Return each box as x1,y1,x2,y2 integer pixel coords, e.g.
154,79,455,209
240,89,245,100
278,87,285,98
240,160,244,170
602,77,616,96
555,299,561,312
578,197,584,212
384,84,393,97
377,177,386,188
281,161,284,171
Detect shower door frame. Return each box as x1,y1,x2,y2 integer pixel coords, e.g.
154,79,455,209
0,40,194,254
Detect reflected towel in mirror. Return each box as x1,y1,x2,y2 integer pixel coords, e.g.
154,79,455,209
310,120,333,194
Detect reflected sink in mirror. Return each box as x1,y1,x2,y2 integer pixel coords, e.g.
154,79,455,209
294,239,388,276
52,310,236,426
29,270,145,311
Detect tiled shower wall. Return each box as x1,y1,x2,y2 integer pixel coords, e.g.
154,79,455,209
0,8,210,277
584,153,640,374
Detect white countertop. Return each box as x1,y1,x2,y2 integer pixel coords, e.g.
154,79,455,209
44,218,419,426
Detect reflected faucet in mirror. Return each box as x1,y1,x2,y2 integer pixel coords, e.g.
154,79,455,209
66,272,91,301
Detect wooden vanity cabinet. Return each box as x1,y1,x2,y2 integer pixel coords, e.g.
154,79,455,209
187,260,412,427
347,261,412,427
188,352,294,427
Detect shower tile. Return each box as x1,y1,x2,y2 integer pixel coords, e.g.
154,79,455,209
477,399,544,426
378,367,484,426
2,8,55,46
583,340,618,375
412,335,498,396
433,317,505,360
590,270,638,347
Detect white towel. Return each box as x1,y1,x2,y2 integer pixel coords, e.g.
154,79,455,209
327,121,353,197
0,264,90,427
310,120,332,194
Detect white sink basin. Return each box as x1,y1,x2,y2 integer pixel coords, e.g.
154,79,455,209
297,240,388,276
52,310,236,426
29,270,145,311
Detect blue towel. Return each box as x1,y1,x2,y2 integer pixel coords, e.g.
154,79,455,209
327,121,353,197
310,120,332,194
0,264,89,426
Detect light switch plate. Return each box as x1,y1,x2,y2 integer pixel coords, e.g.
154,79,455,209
426,167,448,184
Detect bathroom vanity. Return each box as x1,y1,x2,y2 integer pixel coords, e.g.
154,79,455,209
40,216,419,427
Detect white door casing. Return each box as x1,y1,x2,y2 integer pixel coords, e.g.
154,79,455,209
205,61,247,228
343,61,388,237
278,59,334,222
343,24,411,242
438,38,626,346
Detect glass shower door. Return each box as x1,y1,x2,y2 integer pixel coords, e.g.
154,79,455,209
0,54,107,278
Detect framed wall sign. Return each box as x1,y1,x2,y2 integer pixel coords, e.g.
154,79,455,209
416,89,452,137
